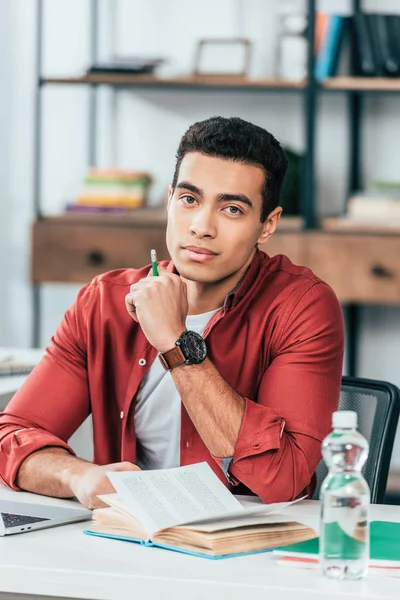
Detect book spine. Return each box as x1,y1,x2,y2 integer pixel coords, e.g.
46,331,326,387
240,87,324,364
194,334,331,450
314,12,329,55
352,12,378,76
383,14,400,76
314,15,344,80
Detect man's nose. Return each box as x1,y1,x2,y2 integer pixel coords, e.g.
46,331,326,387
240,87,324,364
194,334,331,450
189,207,217,238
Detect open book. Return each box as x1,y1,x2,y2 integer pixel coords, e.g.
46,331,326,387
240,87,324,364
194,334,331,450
84,462,316,559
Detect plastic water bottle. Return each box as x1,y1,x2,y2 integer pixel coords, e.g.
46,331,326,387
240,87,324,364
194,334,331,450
320,410,370,580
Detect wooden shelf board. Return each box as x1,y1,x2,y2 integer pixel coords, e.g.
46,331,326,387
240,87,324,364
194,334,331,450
40,208,167,227
323,77,400,92
38,211,303,231
42,74,400,93
42,74,305,91
321,217,400,235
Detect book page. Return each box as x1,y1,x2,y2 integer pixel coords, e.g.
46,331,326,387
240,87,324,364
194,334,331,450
178,499,308,532
107,462,243,537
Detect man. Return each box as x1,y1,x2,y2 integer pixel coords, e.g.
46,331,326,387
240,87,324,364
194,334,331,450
0,117,344,509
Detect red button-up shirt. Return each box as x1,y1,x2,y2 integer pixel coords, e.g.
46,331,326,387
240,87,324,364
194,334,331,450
0,250,344,502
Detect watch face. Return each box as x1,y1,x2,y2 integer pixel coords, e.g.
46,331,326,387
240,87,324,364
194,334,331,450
179,330,207,364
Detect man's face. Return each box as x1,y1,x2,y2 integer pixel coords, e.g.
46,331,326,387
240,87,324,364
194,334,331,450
166,152,280,284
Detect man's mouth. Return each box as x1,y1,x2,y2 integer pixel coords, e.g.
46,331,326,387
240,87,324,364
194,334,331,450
182,246,218,262
183,246,217,256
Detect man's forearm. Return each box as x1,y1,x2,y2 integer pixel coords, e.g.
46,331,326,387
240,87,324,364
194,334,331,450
170,358,245,457
15,447,95,499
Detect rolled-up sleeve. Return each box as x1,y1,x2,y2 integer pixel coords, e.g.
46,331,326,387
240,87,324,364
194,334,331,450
228,282,344,503
0,282,95,490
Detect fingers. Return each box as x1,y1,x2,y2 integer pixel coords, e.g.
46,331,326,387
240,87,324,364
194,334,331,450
91,496,110,510
130,270,177,293
112,461,141,472
125,293,139,322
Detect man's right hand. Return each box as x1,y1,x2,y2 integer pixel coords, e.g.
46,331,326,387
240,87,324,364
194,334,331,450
69,461,141,510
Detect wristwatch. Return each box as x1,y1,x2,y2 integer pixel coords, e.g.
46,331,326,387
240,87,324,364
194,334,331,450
158,330,207,371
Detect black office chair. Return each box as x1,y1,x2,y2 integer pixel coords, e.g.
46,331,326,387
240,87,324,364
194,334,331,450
313,376,400,504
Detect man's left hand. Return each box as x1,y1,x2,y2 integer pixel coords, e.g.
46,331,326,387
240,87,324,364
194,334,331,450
125,268,188,352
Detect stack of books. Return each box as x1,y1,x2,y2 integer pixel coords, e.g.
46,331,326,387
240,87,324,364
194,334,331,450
314,11,400,80
67,169,152,213
346,181,400,222
274,521,400,576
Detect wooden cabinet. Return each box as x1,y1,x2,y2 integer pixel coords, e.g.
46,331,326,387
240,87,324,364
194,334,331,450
31,213,400,305
306,233,400,304
32,212,169,283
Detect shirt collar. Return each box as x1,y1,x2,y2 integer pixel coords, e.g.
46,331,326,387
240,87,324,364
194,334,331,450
166,248,264,311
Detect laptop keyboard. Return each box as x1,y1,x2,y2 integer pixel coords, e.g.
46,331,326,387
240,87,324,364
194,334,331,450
1,512,50,528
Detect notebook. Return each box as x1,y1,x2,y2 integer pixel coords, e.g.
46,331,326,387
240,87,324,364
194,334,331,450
274,521,400,567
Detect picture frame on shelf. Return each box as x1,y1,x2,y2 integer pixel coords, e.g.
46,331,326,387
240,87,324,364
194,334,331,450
192,38,252,78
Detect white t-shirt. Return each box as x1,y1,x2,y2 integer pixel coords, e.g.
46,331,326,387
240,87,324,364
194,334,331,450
134,308,220,470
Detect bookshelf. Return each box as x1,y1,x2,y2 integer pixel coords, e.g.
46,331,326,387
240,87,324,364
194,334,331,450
31,0,400,381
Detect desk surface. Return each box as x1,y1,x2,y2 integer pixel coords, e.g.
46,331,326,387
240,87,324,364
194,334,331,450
1,487,400,600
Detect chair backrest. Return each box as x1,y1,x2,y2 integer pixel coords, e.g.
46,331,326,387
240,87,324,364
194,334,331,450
313,376,400,504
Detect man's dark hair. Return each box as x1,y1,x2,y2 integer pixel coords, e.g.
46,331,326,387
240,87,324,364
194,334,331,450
172,116,288,222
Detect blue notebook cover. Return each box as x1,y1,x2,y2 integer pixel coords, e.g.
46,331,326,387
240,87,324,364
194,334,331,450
83,529,273,560
315,15,345,80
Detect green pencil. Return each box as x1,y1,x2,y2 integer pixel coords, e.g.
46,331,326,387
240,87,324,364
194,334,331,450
151,249,158,276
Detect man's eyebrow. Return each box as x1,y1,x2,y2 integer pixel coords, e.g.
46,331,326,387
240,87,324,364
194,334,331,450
175,182,203,196
216,193,253,209
175,182,254,209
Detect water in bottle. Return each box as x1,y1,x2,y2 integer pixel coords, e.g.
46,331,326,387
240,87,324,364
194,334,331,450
320,410,370,580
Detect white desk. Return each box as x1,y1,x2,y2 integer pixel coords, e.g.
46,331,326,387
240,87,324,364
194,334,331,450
0,487,400,600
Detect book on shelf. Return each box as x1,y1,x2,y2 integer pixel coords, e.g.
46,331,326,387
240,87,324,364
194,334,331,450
367,14,400,77
315,14,347,80
84,462,316,559
314,12,329,55
352,12,400,77
346,188,400,221
87,56,165,76
70,168,152,212
352,12,379,76
315,11,400,80
274,521,400,573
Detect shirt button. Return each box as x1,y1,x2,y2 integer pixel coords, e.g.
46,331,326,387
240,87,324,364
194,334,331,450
120,411,124,419
138,358,146,366
252,443,260,449
185,440,190,449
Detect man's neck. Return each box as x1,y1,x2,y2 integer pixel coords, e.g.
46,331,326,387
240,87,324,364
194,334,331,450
183,250,256,315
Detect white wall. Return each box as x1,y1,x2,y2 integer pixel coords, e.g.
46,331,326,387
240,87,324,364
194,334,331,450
3,0,400,465
0,0,13,342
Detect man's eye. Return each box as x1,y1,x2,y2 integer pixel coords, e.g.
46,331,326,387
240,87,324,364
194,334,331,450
225,206,243,215
181,195,196,205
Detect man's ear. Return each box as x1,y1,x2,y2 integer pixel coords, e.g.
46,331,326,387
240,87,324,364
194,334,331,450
167,185,174,209
257,207,282,246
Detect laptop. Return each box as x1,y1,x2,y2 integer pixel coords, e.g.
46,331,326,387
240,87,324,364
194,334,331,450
0,500,91,535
